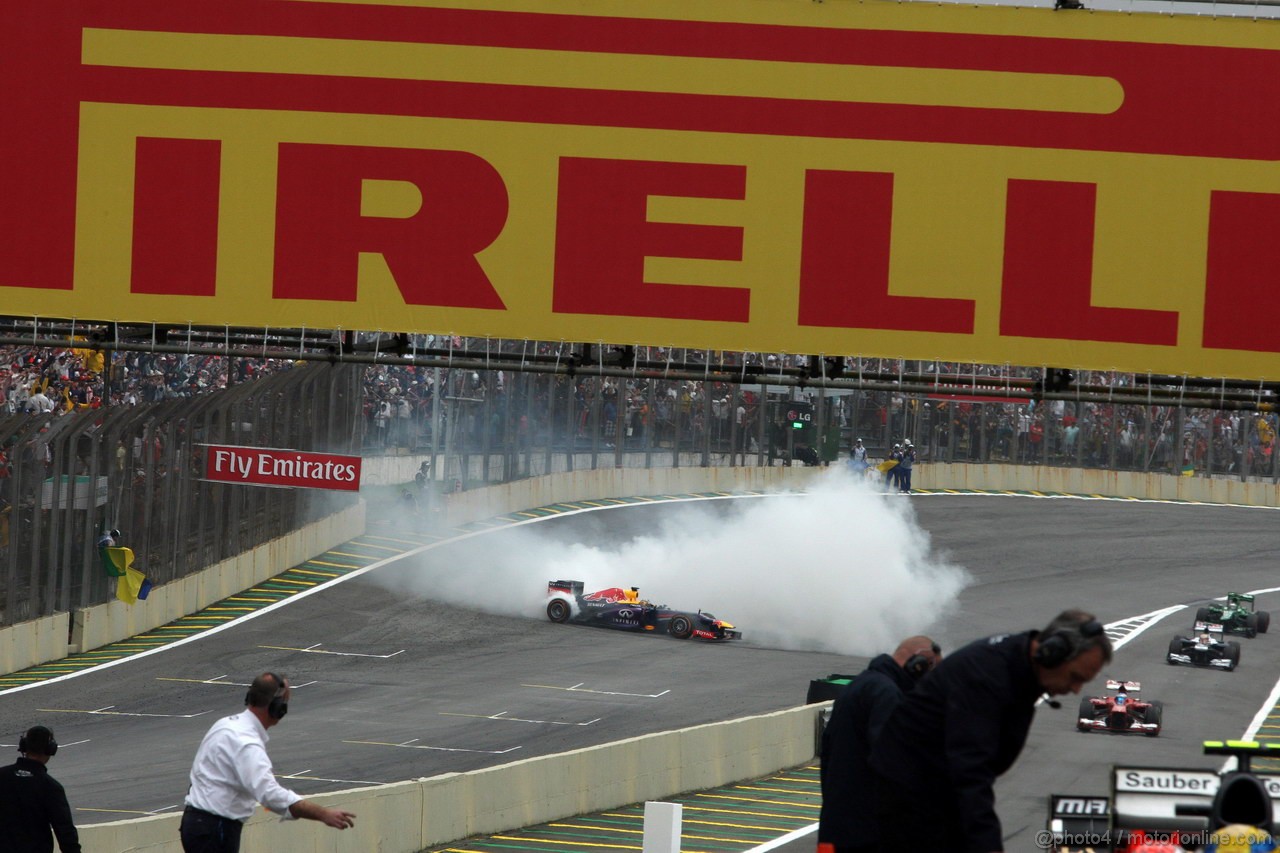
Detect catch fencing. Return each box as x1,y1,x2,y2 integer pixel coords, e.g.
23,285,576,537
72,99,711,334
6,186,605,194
5,345,1278,629
359,353,1280,489
0,363,361,627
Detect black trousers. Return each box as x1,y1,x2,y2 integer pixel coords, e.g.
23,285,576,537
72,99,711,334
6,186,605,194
180,805,244,853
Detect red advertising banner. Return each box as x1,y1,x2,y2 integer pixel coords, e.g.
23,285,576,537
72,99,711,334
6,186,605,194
3,1,1280,379
204,444,362,492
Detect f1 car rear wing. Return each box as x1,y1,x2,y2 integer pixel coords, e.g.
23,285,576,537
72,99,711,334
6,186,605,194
1111,742,1280,834
1045,794,1110,850
1105,679,1141,692
1228,591,1256,603
1046,742,1280,849
1193,621,1226,633
548,579,584,596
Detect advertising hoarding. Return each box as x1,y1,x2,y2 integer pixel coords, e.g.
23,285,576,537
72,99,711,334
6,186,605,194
3,1,1279,377
204,444,362,491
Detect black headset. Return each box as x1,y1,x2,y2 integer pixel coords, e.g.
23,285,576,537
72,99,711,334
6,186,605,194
19,725,57,757
903,641,943,680
1034,619,1105,668
245,672,289,720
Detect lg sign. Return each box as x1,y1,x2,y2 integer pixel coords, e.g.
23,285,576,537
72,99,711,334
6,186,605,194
4,1,1280,378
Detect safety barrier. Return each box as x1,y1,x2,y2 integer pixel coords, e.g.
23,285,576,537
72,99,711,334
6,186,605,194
77,703,822,853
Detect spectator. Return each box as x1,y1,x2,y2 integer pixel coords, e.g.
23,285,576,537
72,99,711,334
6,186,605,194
869,610,1111,853
181,672,356,853
818,636,942,853
28,386,55,414
396,394,412,447
0,724,81,852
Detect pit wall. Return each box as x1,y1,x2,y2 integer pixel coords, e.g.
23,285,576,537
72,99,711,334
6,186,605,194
0,503,366,675
79,703,822,853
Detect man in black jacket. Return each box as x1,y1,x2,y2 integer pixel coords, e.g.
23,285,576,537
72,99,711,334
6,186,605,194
0,725,81,853
868,610,1110,853
818,635,942,853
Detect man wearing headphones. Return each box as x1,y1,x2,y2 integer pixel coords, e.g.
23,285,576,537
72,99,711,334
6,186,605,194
181,672,356,853
868,610,1111,853
819,635,942,853
0,724,81,852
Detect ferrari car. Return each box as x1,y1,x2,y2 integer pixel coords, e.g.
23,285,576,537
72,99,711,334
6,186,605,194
1195,592,1271,638
545,579,741,641
1166,621,1240,671
1077,680,1161,736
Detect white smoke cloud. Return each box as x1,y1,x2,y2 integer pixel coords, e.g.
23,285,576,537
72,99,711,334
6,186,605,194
372,468,969,655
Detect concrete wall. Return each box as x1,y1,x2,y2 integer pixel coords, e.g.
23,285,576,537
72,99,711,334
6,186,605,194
920,462,1280,508
78,703,822,853
0,611,69,677
0,503,365,674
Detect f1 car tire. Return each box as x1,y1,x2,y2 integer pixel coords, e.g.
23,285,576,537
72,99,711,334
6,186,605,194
1196,606,1215,623
1226,641,1241,670
1258,611,1271,634
1167,635,1182,664
1245,614,1259,638
1077,697,1094,731
1143,704,1162,736
668,615,693,639
547,598,571,623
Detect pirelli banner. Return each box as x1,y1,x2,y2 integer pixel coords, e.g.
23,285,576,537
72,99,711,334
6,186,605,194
3,1,1280,379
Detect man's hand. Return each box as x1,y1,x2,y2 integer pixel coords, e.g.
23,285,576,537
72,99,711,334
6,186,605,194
290,798,356,829
321,807,356,829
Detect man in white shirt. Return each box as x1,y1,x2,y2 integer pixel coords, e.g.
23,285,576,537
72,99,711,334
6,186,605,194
181,673,355,852
29,388,55,414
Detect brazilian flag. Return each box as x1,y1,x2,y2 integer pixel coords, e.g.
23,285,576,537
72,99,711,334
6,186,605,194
101,546,152,604
100,545,129,577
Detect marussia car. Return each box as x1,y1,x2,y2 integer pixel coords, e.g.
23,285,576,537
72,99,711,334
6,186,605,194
1077,680,1162,737
545,580,741,641
1166,621,1241,671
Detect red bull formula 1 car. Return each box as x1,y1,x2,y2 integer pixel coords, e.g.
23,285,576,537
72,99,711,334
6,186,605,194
1077,680,1162,737
545,580,741,641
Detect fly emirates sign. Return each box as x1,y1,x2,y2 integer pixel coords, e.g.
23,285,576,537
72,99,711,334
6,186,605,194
205,445,362,492
4,1,1280,379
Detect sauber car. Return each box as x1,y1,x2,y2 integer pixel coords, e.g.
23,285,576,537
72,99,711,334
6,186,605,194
545,580,741,641
1166,622,1241,671
1195,592,1271,638
1077,680,1162,737
1045,740,1280,851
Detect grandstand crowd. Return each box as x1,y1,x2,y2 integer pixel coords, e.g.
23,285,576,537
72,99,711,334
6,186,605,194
2,339,1277,481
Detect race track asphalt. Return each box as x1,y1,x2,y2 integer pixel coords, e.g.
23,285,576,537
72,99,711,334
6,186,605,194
0,490,1276,852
